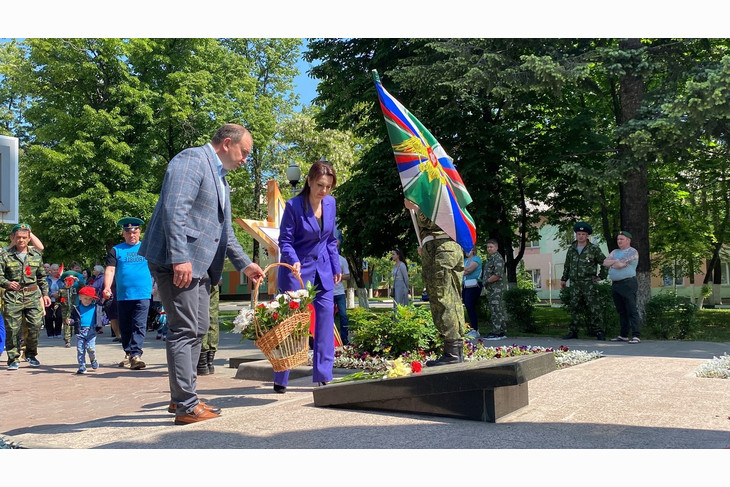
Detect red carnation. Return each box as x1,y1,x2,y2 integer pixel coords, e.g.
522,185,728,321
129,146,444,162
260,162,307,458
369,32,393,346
411,361,422,373
289,301,300,310
25,266,32,276
272,313,279,320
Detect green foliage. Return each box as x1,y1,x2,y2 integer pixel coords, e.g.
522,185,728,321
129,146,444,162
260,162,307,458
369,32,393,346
516,260,535,290
503,288,540,333
348,305,441,358
644,292,699,340
1,38,301,267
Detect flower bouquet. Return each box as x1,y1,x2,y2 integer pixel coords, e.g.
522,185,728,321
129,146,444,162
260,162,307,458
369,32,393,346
234,262,318,372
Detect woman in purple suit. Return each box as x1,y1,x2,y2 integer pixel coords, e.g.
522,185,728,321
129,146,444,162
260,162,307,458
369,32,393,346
273,160,342,393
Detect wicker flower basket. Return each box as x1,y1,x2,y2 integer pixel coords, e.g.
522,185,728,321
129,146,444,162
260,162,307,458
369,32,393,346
252,263,312,372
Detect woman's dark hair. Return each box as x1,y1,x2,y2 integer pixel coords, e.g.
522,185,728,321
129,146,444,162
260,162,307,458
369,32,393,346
393,248,407,263
300,159,337,210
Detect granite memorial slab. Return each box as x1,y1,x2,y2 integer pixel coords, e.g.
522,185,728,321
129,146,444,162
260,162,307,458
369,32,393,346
312,352,557,422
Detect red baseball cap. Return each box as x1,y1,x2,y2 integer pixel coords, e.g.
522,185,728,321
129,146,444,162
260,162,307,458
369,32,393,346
78,286,98,299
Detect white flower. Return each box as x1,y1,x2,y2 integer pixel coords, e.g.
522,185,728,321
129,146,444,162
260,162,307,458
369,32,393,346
233,309,255,333
265,300,281,312
286,289,309,300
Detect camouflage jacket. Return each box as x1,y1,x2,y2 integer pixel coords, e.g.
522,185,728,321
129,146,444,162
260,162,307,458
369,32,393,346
59,286,80,321
0,246,49,296
482,252,506,292
561,240,608,283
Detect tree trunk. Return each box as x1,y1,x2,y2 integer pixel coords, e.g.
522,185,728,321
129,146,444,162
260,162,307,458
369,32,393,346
347,254,370,309
618,38,651,319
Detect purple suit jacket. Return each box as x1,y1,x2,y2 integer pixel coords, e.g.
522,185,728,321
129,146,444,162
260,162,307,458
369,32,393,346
277,194,341,293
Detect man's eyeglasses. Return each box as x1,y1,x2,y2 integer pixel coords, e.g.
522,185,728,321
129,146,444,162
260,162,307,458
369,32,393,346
123,227,140,233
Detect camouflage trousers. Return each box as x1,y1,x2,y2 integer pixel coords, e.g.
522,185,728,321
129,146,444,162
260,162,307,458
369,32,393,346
201,285,219,352
63,319,75,344
486,287,508,334
422,238,465,342
563,281,604,335
3,290,43,364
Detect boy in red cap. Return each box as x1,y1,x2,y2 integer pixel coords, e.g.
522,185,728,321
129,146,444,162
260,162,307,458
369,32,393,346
71,286,103,374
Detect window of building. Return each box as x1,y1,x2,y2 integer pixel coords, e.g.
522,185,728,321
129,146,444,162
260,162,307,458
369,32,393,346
662,265,684,287
527,269,542,289
720,263,730,285
528,240,540,248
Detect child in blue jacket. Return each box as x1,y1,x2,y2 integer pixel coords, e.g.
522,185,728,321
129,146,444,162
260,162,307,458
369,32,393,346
71,286,103,374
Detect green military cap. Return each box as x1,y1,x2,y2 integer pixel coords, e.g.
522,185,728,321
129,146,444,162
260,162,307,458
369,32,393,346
11,223,31,234
60,270,86,288
618,230,632,239
117,216,144,229
573,222,593,235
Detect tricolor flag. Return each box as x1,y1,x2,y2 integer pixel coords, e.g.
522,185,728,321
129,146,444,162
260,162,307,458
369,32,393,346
372,70,476,253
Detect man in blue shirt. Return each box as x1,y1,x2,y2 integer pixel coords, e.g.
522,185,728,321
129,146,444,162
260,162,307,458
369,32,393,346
102,217,153,369
603,231,641,343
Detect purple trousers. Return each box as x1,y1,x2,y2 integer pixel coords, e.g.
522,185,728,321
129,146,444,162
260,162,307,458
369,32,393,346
273,280,334,387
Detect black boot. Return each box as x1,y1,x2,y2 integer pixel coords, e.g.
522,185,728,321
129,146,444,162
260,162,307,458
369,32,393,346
197,352,209,376
207,350,216,375
426,340,464,367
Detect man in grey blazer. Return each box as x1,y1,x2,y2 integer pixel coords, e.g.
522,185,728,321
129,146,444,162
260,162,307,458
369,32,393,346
140,123,264,425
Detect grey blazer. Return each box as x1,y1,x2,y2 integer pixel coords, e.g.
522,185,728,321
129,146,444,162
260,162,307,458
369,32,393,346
139,143,251,284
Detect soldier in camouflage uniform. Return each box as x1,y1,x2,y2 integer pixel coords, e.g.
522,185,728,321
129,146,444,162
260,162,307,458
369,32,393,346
482,239,508,340
198,280,220,375
404,199,465,366
59,271,85,348
560,222,608,340
0,223,51,369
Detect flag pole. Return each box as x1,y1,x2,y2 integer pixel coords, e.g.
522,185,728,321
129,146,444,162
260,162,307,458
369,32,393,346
409,208,422,247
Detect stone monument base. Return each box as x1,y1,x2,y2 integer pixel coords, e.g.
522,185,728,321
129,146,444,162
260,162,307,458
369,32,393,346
312,352,556,422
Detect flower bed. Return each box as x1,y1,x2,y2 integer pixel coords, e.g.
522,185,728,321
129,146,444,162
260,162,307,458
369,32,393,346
327,341,603,383
695,353,730,379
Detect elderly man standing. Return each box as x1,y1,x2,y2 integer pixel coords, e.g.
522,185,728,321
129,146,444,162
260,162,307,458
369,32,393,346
603,231,641,343
560,222,608,340
0,223,51,370
140,123,264,425
103,217,153,370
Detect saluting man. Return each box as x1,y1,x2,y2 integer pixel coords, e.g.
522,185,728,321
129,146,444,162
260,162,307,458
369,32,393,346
0,223,51,370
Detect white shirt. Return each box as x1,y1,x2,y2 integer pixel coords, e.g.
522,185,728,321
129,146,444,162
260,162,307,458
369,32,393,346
207,143,226,212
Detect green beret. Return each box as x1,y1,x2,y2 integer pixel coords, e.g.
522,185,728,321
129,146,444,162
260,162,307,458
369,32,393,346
618,230,632,239
11,223,31,234
573,222,593,235
117,217,144,229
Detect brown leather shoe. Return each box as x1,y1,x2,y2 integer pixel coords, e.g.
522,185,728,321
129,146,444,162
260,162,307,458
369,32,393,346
129,355,146,370
174,403,220,425
168,400,221,415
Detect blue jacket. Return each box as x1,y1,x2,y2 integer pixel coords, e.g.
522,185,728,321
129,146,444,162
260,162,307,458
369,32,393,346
277,194,341,293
